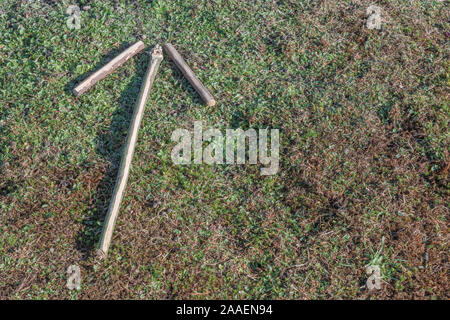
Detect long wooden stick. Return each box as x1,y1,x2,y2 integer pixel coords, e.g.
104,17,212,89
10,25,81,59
73,41,145,96
163,43,216,107
97,45,163,258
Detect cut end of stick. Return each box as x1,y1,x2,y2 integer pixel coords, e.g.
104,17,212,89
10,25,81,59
73,88,81,97
151,44,163,60
96,249,107,260
207,99,216,107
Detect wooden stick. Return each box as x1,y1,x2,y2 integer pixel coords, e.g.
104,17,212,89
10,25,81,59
97,45,164,258
73,41,145,96
163,43,216,107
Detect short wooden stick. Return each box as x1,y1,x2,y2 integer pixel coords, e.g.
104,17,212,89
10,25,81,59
73,41,145,96
97,45,163,258
163,43,216,107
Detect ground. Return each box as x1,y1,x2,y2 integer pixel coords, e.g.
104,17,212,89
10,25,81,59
0,0,448,299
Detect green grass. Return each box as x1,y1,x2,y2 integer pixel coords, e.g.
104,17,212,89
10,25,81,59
0,0,448,299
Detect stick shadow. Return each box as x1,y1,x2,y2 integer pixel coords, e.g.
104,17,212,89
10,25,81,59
164,58,203,106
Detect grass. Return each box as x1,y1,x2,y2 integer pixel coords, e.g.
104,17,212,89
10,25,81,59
0,0,448,299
